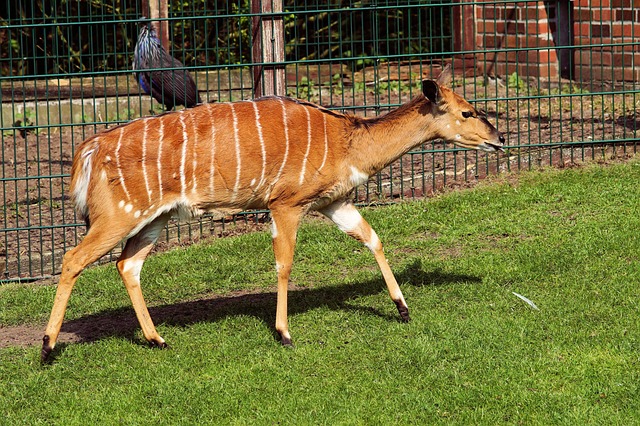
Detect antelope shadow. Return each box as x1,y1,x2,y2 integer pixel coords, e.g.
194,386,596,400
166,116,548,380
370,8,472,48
50,260,481,357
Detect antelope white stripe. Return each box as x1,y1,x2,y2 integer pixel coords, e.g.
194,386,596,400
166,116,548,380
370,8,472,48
157,117,165,200
252,101,267,189
318,113,328,172
179,112,189,199
206,103,216,198
141,118,153,204
230,103,241,202
115,127,131,200
299,107,312,185
274,99,290,184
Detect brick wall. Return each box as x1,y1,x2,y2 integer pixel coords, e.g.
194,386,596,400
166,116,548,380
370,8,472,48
469,0,640,82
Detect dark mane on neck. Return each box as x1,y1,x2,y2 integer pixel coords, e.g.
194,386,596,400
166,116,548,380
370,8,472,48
346,95,426,130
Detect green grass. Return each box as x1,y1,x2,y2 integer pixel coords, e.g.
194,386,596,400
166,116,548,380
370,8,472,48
2,160,640,424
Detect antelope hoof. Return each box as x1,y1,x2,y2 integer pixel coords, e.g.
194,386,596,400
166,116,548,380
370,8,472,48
41,335,54,363
395,302,411,323
280,335,293,347
149,339,168,349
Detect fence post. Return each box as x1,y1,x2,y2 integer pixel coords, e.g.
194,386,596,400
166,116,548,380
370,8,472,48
142,0,169,50
251,0,286,97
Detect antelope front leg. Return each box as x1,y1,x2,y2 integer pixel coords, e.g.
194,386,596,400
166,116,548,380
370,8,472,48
320,199,410,322
269,207,303,346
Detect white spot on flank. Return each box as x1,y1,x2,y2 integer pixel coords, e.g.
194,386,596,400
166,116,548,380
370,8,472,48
456,120,461,126
124,203,133,213
134,210,141,218
299,107,312,185
349,166,369,187
230,103,241,202
250,178,256,187
119,200,125,209
252,101,267,189
105,155,111,162
115,127,131,200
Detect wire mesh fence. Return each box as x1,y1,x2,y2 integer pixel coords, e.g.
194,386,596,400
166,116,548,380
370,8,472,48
1,0,638,282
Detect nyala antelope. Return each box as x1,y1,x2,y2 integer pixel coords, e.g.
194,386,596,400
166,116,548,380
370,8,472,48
42,69,504,361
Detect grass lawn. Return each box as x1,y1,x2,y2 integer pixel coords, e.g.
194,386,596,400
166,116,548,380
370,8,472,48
1,159,639,424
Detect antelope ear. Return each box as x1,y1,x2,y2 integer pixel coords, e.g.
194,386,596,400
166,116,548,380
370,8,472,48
435,63,452,87
422,80,440,104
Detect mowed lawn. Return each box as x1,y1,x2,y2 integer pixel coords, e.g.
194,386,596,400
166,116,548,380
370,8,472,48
1,159,639,424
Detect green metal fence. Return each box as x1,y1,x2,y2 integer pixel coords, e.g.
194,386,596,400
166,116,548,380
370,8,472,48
1,0,638,282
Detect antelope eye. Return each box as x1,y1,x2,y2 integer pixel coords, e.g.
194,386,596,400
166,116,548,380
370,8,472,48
462,111,474,119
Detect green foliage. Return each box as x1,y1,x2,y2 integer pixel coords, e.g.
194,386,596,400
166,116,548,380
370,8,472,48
1,1,450,75
507,72,528,92
2,161,640,423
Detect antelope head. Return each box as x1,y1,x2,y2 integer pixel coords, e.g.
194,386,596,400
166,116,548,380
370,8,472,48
422,69,505,153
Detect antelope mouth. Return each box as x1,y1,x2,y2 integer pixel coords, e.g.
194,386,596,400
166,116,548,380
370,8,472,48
478,141,505,153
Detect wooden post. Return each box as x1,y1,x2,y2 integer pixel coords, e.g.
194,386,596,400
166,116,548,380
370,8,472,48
142,0,169,51
252,0,286,97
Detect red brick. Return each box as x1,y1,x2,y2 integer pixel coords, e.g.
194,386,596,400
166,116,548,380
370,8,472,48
518,6,548,20
612,22,640,37
577,50,613,66
614,9,633,21
612,52,640,66
591,24,611,37
505,21,527,34
574,22,591,37
611,0,631,7
592,9,613,21
477,20,506,34
576,0,610,5
529,22,550,35
477,6,501,20
573,8,592,21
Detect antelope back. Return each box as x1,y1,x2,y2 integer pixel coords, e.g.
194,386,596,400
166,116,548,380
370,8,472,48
70,98,350,231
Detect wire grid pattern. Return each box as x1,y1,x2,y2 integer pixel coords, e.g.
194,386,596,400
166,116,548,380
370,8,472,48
1,0,638,282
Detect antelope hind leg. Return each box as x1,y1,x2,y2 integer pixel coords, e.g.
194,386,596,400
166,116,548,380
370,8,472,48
115,215,170,348
320,199,410,322
42,227,128,362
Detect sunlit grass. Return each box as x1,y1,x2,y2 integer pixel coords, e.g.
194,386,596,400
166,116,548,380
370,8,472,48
1,159,640,424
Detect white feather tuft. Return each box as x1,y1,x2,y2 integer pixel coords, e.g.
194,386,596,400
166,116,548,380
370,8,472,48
512,292,539,310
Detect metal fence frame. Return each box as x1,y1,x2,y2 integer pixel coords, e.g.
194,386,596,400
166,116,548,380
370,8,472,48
1,0,638,282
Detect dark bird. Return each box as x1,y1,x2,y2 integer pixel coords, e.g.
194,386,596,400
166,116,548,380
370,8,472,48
133,20,202,111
